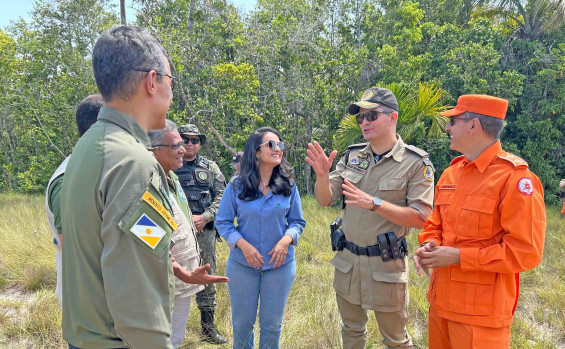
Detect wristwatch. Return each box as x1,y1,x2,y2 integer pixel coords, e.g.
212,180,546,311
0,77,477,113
370,197,382,211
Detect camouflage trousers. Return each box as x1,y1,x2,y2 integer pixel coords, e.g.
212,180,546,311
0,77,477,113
196,226,218,312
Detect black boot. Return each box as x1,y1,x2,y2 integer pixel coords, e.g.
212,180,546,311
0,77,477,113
201,310,228,344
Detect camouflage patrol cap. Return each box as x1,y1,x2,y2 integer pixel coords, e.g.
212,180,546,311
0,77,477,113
348,87,399,115
178,124,206,145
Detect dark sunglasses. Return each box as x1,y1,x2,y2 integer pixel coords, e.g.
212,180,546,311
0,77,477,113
154,141,184,151
356,110,394,124
258,140,285,151
134,69,175,89
182,137,200,145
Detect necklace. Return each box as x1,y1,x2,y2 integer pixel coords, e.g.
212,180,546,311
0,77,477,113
260,180,269,188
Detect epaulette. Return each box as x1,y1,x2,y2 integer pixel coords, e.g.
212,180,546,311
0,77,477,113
342,142,368,162
347,142,368,150
450,155,465,166
497,152,528,168
406,145,435,172
405,144,429,157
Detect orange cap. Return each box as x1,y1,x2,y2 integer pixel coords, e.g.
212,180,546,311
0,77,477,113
441,94,509,120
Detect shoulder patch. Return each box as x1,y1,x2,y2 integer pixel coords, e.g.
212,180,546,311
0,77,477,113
130,214,167,249
450,155,465,166
142,191,177,231
405,144,429,157
517,177,534,195
498,152,528,168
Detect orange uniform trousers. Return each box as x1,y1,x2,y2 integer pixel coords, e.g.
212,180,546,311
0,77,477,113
428,307,510,349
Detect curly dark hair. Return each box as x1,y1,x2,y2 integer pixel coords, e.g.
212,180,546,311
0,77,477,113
234,127,294,201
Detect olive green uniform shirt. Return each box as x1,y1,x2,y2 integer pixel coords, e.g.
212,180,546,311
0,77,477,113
326,135,434,311
47,174,64,234
61,106,175,348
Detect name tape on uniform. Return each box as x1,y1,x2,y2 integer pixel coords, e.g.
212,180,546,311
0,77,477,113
130,214,166,249
142,191,178,231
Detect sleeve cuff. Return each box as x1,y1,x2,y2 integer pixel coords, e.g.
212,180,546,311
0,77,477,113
459,247,480,271
227,232,243,250
202,212,213,223
285,230,300,246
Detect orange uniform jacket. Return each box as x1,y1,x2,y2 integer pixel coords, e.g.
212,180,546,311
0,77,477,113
418,141,545,328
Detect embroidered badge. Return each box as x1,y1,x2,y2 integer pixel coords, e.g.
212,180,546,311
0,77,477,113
357,152,368,159
361,89,374,101
198,172,208,180
142,191,177,231
130,214,166,249
350,157,359,165
517,177,534,195
360,160,369,169
439,184,456,190
424,166,434,181
178,186,187,202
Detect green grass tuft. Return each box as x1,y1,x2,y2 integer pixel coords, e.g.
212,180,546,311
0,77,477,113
1,194,564,348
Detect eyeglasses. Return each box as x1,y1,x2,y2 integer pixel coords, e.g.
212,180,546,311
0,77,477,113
448,116,469,126
356,110,394,124
182,137,200,145
258,140,285,151
154,141,184,151
134,69,176,89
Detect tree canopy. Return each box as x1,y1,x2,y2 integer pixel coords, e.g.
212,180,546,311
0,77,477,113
0,0,564,204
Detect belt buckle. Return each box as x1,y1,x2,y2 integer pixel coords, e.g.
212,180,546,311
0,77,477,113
358,246,368,255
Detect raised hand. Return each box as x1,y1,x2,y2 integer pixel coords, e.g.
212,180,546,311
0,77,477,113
305,141,338,176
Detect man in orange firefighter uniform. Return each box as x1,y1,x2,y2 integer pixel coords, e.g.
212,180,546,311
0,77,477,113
414,94,546,348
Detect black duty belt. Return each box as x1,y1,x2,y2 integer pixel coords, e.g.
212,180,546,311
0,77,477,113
344,233,408,262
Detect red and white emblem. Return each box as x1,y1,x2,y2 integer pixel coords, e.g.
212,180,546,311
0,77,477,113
517,177,534,195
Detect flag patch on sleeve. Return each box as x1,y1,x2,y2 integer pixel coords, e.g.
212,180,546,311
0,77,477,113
130,214,166,249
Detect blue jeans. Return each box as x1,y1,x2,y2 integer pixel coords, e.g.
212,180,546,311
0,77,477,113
225,258,296,349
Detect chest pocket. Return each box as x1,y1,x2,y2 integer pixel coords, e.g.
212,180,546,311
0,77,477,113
456,195,497,237
342,166,364,184
378,178,407,205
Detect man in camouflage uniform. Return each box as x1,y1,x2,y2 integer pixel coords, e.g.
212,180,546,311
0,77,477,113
175,124,228,344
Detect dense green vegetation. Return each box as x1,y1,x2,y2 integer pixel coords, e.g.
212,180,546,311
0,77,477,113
0,0,564,203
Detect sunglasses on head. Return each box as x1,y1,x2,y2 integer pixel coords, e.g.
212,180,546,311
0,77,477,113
258,139,285,151
182,137,200,145
356,110,394,124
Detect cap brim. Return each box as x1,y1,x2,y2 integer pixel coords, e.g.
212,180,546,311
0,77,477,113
440,107,465,117
348,101,381,115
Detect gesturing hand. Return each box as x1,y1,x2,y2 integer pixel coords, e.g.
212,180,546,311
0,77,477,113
236,238,264,268
268,235,293,269
342,179,374,210
305,141,338,176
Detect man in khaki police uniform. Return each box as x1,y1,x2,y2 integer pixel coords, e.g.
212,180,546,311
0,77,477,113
149,120,229,348
61,26,210,348
306,87,435,348
174,124,228,343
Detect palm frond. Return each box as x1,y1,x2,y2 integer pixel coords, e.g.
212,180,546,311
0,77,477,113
335,114,363,154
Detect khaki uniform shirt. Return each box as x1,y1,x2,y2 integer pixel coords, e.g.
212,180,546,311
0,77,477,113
168,171,204,297
326,135,434,311
61,106,175,348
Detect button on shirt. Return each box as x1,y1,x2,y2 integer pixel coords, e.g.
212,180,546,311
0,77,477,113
215,180,306,270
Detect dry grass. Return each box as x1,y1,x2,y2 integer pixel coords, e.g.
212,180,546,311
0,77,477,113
0,194,564,348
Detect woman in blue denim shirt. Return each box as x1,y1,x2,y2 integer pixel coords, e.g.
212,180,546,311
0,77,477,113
216,127,306,349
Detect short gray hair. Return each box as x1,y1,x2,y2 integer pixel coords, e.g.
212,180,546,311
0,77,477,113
148,120,178,146
462,112,505,139
93,26,166,102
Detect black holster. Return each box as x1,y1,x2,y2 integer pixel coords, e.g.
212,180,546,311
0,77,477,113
378,232,407,262
330,217,346,251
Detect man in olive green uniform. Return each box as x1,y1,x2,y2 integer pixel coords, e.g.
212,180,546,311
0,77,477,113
174,124,228,344
306,87,435,349
45,93,103,310
61,26,180,348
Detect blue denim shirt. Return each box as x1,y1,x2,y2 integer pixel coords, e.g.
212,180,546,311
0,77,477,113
215,180,306,270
